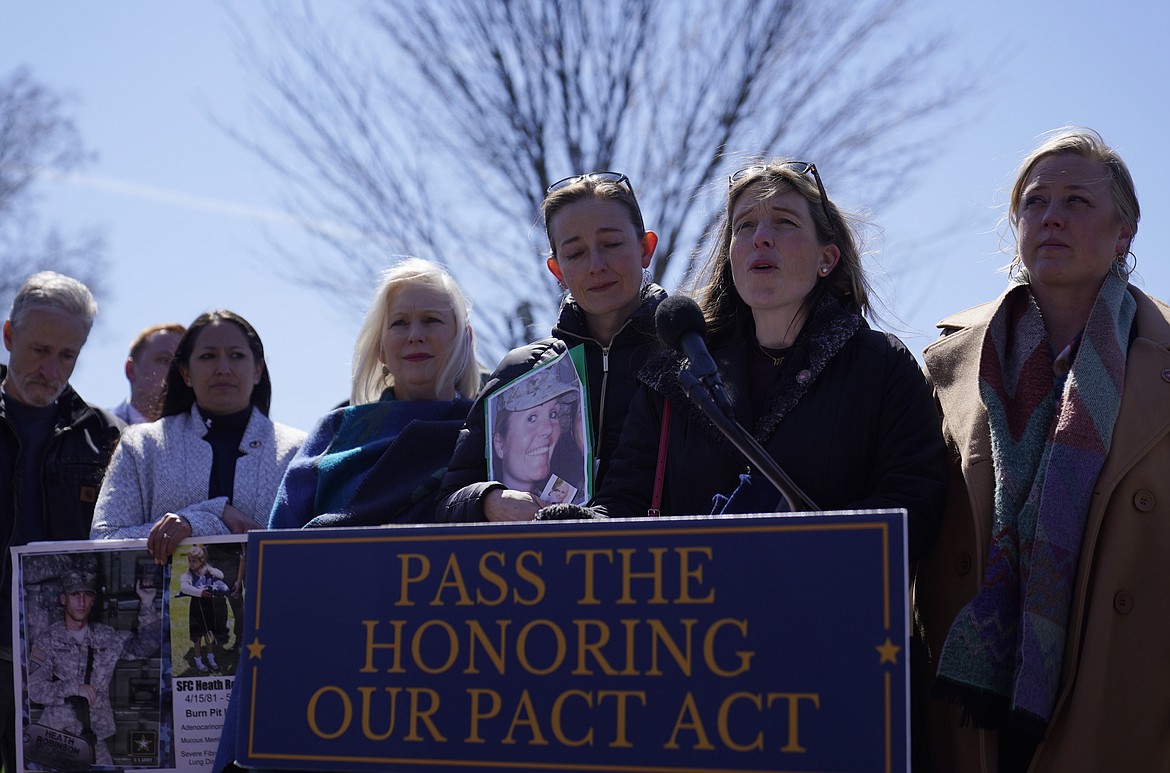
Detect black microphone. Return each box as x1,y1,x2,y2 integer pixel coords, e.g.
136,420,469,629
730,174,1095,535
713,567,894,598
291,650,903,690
654,295,818,513
655,296,734,417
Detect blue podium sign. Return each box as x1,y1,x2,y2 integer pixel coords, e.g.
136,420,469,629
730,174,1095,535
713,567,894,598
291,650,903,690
237,511,908,772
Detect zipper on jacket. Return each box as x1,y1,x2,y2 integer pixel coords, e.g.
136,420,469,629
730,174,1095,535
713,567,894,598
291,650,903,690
595,347,610,476
561,313,636,479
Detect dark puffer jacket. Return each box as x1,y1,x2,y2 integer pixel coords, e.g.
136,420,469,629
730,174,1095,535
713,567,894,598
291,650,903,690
590,298,947,562
435,284,667,522
0,364,122,643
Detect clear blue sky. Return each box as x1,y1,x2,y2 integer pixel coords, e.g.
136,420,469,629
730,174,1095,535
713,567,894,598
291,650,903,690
2,1,1167,431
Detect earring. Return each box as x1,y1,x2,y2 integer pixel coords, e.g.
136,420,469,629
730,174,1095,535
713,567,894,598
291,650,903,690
1123,249,1137,274
1111,252,1136,280
381,364,390,377
819,266,830,275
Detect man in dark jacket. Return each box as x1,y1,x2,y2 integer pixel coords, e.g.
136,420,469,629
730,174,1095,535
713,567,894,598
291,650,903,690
0,271,122,773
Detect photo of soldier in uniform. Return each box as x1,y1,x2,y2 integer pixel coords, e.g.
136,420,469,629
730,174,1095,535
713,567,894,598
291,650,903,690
487,351,591,505
18,552,163,770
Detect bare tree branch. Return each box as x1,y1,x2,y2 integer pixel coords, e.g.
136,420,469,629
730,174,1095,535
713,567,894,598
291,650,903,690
0,66,106,312
226,0,975,357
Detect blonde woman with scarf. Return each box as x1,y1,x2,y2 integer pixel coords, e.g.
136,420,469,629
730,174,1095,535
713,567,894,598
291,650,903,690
914,128,1170,772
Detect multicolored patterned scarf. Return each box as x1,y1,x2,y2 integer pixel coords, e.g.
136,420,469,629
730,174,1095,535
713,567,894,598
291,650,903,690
935,272,1135,731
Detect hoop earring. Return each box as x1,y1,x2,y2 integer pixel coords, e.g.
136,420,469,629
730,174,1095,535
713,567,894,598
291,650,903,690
1111,251,1136,280
1124,249,1137,274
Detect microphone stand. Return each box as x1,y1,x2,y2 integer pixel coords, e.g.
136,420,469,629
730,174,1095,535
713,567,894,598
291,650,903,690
678,368,819,512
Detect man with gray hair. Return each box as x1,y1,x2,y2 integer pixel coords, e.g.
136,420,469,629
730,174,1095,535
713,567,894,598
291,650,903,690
0,271,122,773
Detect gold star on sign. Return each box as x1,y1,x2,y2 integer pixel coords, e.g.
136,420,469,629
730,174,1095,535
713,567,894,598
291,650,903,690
246,637,266,660
876,637,901,665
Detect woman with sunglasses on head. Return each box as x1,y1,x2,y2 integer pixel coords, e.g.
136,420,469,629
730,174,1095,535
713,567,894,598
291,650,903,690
90,310,306,562
582,160,947,561
436,172,666,522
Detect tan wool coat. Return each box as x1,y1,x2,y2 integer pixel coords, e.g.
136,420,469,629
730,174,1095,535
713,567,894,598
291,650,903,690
913,285,1170,772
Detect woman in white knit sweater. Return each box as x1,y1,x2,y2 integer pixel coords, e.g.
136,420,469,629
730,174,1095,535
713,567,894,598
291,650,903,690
90,310,305,562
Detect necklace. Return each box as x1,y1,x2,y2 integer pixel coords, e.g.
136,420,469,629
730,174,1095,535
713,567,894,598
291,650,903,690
757,341,788,366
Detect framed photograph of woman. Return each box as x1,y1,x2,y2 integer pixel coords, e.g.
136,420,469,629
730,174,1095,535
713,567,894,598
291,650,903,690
486,346,592,505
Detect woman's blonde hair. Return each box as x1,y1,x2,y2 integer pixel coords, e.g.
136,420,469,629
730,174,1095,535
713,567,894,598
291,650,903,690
1007,126,1139,274
350,258,478,405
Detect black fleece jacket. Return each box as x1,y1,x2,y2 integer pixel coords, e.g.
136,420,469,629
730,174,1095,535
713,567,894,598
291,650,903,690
435,284,667,522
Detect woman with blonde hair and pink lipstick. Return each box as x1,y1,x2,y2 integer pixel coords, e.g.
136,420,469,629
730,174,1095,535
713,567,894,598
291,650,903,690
268,257,477,528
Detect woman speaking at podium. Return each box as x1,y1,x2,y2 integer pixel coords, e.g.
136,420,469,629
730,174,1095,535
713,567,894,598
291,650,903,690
586,160,947,562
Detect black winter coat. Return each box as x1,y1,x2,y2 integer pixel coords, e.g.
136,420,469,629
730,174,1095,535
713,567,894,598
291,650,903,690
590,299,947,562
0,366,122,545
436,284,667,522
0,365,122,642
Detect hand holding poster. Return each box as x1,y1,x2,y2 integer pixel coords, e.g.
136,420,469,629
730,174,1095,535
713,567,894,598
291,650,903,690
486,346,591,506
